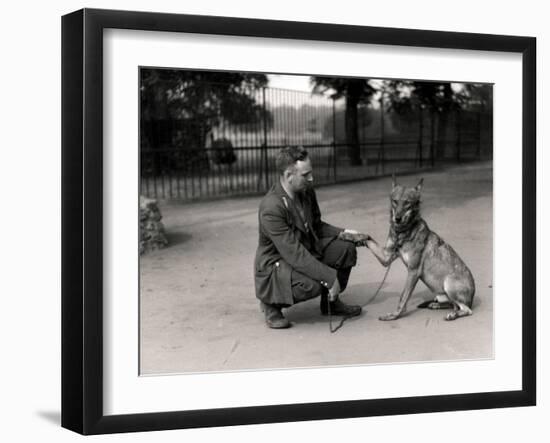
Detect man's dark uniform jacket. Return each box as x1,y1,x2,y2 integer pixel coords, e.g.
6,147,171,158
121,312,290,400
254,181,345,306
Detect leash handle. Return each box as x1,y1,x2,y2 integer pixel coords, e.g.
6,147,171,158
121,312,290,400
327,296,347,334
328,263,392,334
328,298,333,333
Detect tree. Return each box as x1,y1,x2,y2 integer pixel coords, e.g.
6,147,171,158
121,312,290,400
459,83,493,112
311,77,376,166
385,81,495,163
385,80,463,162
140,69,269,173
458,83,493,158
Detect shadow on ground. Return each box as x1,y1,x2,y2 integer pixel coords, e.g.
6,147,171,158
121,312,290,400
36,410,60,426
164,231,192,248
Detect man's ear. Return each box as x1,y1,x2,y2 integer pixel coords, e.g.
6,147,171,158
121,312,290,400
415,178,424,192
284,168,293,182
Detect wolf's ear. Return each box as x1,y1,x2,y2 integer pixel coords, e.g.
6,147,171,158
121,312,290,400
391,172,397,190
415,178,424,192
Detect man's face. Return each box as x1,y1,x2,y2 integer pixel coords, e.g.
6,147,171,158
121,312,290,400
288,158,314,193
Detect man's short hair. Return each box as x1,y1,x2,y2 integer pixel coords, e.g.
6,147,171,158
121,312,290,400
276,146,309,176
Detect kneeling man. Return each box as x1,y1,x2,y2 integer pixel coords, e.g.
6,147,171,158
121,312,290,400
254,146,364,329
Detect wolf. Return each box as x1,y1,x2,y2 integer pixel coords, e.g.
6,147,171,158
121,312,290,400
364,176,475,321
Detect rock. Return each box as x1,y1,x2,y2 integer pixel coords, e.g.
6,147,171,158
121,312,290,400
140,196,168,255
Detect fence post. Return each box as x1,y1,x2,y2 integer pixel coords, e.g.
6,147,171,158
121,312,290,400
430,110,435,168
417,106,424,167
332,98,337,182
153,151,158,198
262,87,269,191
455,108,461,163
477,108,482,159
378,94,385,174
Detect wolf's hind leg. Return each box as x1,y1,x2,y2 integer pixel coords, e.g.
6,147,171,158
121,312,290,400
417,294,453,310
443,276,474,321
429,301,453,310
429,294,453,310
445,302,473,321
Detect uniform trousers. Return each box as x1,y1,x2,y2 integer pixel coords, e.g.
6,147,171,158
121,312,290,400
291,239,357,303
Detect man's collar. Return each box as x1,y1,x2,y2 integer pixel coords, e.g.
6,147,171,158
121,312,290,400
274,179,292,200
273,179,311,203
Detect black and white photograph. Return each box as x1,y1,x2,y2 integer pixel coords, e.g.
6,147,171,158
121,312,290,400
3,0,546,441
138,68,494,375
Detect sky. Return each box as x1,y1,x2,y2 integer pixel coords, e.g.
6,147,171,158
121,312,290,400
267,74,463,93
266,74,388,108
267,74,313,92
266,74,467,109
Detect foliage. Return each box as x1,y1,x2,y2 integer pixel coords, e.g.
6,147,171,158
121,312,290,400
383,80,492,160
211,137,237,165
310,77,376,104
141,69,268,123
310,77,377,165
140,69,270,173
384,80,492,114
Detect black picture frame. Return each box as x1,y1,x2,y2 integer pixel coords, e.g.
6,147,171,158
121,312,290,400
61,8,536,435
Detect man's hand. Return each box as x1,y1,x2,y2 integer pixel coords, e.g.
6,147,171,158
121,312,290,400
328,278,341,302
338,229,371,245
343,228,359,235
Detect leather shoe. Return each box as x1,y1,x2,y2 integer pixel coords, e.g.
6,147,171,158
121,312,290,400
320,294,362,317
260,302,291,329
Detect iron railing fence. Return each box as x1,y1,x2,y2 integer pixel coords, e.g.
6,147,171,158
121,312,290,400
140,84,492,201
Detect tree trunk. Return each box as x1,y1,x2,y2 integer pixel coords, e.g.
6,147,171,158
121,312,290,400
141,85,171,177
436,110,448,159
430,109,436,167
152,87,169,120
436,83,453,159
436,110,449,160
378,97,385,173
345,83,363,166
417,107,424,167
455,109,461,162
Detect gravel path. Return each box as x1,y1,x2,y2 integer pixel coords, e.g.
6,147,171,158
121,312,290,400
140,161,493,374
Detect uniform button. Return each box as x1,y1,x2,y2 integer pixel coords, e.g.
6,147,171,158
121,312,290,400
275,262,280,267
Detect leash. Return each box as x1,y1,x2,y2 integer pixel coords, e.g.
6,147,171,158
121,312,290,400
281,192,395,332
363,262,392,306
328,262,393,334
328,297,344,334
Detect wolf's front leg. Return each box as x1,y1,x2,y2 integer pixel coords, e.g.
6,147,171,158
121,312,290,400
379,271,420,321
365,235,397,267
